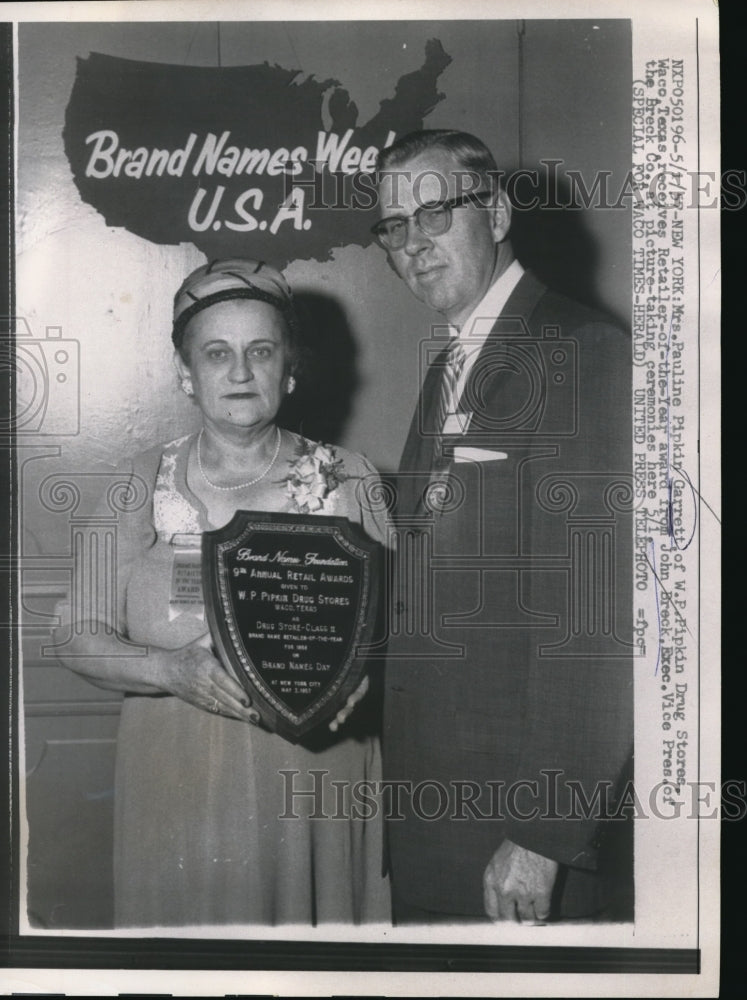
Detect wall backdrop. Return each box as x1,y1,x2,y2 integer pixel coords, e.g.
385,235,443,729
17,19,631,477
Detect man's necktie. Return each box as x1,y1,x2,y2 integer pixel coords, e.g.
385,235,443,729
435,337,466,461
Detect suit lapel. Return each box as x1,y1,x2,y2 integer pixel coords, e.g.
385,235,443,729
458,270,547,429
396,271,548,515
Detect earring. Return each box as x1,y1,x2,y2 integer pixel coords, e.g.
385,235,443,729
287,376,296,394
181,377,194,397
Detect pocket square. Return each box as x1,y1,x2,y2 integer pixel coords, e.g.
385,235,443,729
453,446,508,463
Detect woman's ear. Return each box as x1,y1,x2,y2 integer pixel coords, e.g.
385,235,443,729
173,350,189,381
173,351,194,397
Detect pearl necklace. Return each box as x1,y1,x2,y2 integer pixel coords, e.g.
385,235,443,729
196,427,282,492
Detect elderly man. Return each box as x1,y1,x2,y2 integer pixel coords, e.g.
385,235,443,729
373,129,633,924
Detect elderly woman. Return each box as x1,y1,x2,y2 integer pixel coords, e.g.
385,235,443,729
57,259,390,927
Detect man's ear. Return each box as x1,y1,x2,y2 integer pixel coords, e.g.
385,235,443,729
489,188,512,243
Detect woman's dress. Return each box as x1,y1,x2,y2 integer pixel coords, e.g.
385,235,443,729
107,432,391,927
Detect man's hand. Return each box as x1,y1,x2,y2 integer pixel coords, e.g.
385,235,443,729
328,675,369,732
483,839,559,923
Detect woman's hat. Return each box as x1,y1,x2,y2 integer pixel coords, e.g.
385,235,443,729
172,259,294,349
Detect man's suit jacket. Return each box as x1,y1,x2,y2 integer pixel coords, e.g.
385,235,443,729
383,270,634,918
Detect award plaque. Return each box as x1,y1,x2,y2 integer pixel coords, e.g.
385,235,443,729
202,510,381,744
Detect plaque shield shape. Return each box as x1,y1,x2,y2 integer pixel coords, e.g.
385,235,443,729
202,510,381,744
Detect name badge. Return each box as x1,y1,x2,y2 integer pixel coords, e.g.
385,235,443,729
169,539,205,621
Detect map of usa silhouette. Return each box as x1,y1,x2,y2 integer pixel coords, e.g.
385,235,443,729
63,41,451,266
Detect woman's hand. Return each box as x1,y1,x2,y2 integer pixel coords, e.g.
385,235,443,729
158,633,260,723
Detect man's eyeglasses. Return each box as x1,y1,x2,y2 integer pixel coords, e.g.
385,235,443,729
371,190,493,251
